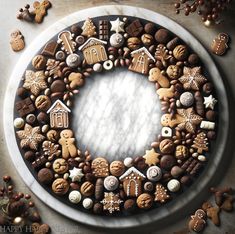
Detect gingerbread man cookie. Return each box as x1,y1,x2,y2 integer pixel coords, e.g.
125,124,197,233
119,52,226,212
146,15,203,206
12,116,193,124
33,0,51,24
211,33,229,56
10,30,25,52
58,129,77,159
148,67,170,88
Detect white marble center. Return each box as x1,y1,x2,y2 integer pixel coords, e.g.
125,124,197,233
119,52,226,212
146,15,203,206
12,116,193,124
72,68,161,160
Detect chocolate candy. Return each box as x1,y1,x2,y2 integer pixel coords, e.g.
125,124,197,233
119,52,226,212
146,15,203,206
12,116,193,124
69,191,81,204
159,139,175,154
110,161,125,177
104,176,119,191
124,199,136,212
38,168,53,185
155,29,171,44
80,181,94,196
146,166,162,182
144,22,155,34
160,155,176,170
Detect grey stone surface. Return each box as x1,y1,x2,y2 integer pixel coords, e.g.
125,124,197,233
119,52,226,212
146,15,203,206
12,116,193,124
0,1,235,234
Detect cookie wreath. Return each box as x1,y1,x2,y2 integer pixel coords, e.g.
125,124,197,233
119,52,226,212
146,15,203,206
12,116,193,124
14,16,218,215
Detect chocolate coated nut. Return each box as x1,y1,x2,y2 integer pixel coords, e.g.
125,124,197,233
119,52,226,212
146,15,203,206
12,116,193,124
159,139,175,154
127,37,141,50
17,87,28,98
37,112,49,124
93,203,103,214
134,156,147,170
160,155,176,170
171,166,184,178
155,29,171,44
203,82,213,94
180,175,192,186
24,151,35,161
144,22,155,34
38,168,53,185
206,110,216,121
137,193,153,209
35,95,51,111
80,181,94,196
173,45,188,61
188,53,199,65
71,24,82,35
141,34,154,46
50,80,66,93
124,199,136,212
32,55,47,70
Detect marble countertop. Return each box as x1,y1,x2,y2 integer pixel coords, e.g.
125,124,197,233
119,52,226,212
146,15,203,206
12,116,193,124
1,1,235,234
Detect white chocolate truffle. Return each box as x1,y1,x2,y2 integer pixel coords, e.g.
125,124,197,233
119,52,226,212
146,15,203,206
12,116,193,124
14,118,25,129
104,176,119,191
124,157,133,167
66,53,81,68
82,198,93,209
167,179,180,192
69,191,81,204
146,166,162,182
110,33,124,48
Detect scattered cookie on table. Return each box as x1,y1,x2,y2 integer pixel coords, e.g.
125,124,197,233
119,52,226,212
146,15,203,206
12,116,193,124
17,4,34,22
211,33,229,56
33,0,51,24
10,30,25,52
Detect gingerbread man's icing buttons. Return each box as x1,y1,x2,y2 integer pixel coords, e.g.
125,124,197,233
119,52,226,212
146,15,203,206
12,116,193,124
10,30,25,52
211,33,229,56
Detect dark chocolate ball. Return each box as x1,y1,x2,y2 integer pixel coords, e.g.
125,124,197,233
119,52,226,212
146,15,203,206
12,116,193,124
38,168,54,185
124,199,136,212
155,29,171,43
144,22,156,34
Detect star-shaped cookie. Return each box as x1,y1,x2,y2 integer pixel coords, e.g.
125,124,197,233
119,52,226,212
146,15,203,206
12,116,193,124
69,167,84,182
143,148,161,166
16,124,45,150
204,95,217,109
177,107,203,133
23,70,47,96
179,66,207,91
110,18,125,33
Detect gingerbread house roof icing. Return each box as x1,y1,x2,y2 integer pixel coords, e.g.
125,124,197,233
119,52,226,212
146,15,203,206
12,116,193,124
47,100,71,113
130,47,155,62
119,166,146,181
78,37,107,51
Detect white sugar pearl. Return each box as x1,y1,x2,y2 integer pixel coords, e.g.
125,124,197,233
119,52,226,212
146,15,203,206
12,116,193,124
69,191,81,204
93,63,103,72
14,118,24,129
167,179,180,192
82,198,93,209
124,157,133,167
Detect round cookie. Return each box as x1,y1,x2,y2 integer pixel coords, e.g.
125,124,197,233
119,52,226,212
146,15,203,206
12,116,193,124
52,178,69,195
137,193,153,209
110,161,125,177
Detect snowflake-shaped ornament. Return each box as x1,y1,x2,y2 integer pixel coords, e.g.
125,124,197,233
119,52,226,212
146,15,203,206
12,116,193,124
101,192,123,214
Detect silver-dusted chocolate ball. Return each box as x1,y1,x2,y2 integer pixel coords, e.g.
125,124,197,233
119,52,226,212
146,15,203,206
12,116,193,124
146,166,162,182
180,92,194,107
66,53,81,68
110,33,124,48
104,176,119,191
